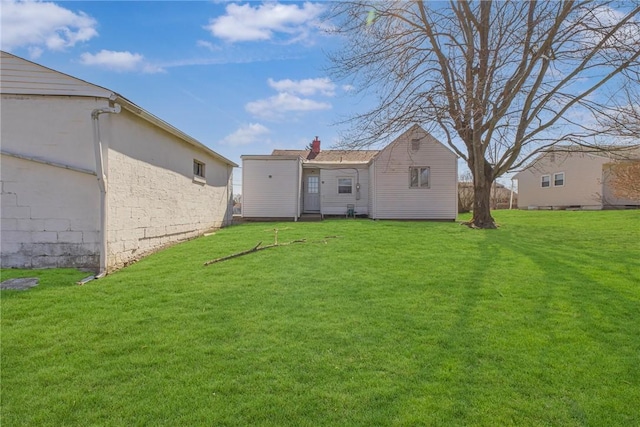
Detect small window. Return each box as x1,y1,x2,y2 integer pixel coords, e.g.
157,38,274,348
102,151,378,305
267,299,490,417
411,139,421,151
193,160,205,178
338,178,353,194
409,167,430,188
554,172,564,187
541,175,550,188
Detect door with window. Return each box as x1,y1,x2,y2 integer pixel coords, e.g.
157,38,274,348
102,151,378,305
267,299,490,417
304,174,320,212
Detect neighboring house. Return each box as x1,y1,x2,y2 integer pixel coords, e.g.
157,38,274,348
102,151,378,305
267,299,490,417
241,125,458,220
513,147,640,209
0,51,237,274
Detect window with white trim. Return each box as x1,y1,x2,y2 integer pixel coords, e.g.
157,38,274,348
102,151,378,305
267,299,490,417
553,172,565,187
338,178,353,194
541,175,550,188
409,167,430,188
193,159,205,178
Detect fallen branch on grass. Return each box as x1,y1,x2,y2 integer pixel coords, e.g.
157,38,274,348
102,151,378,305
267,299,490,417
203,235,341,266
203,239,306,266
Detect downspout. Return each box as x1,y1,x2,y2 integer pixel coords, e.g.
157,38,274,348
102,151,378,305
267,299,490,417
91,104,121,278
295,159,302,221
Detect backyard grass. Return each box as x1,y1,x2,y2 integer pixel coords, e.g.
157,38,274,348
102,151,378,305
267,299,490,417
1,210,639,426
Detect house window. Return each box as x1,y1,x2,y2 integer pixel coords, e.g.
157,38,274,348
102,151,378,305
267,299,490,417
554,172,565,187
338,178,353,194
410,167,430,188
193,160,205,178
541,175,550,188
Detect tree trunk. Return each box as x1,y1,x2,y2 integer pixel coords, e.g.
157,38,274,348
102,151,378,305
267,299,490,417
468,164,497,229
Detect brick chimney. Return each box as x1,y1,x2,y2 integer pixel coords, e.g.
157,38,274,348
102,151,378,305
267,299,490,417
311,136,321,154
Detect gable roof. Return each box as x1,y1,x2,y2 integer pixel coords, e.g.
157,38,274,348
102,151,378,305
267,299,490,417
271,149,379,163
513,145,640,178
0,51,237,167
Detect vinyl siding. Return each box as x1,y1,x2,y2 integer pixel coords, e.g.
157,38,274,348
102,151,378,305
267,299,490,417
515,152,608,208
1,52,112,98
371,128,457,219
242,159,299,218
319,167,369,216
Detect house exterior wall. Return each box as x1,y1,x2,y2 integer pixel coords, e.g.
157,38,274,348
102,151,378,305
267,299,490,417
319,166,369,216
242,158,300,218
1,95,103,269
515,152,607,209
1,92,234,271
370,129,458,219
105,109,233,270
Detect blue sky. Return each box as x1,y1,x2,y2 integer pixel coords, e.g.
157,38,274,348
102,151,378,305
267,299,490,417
1,0,372,193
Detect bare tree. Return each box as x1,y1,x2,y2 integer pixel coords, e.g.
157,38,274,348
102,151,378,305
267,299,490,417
328,1,640,228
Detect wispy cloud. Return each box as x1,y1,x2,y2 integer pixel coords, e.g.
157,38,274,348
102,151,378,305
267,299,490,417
246,92,331,120
1,0,98,58
246,76,336,120
205,2,324,43
80,50,164,73
196,40,220,52
268,77,336,97
220,123,271,146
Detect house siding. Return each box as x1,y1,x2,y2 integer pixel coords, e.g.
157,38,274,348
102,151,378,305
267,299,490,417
320,167,369,216
242,158,300,218
371,129,457,219
515,152,607,209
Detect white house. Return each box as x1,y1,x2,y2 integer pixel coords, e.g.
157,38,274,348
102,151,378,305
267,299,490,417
242,125,458,220
513,148,640,209
0,51,237,274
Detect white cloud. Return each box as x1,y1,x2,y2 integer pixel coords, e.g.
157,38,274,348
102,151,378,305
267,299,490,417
245,92,331,120
220,123,271,146
205,2,324,43
267,77,336,96
79,50,164,73
196,40,220,51
1,0,98,56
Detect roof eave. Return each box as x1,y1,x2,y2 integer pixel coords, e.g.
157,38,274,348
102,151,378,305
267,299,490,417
114,95,237,167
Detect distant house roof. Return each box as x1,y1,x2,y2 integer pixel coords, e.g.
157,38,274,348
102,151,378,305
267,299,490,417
271,149,380,163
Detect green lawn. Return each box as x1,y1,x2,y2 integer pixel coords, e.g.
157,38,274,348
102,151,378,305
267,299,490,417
2,210,639,426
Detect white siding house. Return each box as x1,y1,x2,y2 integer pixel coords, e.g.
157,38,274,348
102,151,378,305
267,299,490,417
514,148,640,209
241,126,458,220
0,51,237,273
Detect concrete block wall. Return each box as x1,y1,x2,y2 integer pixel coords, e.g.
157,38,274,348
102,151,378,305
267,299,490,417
1,156,100,269
105,110,233,270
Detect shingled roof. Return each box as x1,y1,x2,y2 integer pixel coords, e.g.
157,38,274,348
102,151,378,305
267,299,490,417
271,149,380,163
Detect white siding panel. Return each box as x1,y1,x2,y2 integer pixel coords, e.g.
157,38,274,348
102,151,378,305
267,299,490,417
1,52,111,98
320,167,369,215
372,129,457,219
516,152,608,208
242,159,299,218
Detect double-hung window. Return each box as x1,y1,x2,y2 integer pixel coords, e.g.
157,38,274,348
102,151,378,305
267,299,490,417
541,175,550,188
409,167,430,188
553,172,565,187
338,178,353,194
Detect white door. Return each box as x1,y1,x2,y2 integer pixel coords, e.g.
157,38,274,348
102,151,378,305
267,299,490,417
304,175,320,212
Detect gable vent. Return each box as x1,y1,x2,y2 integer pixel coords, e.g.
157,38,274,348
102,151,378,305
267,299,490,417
411,138,421,151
